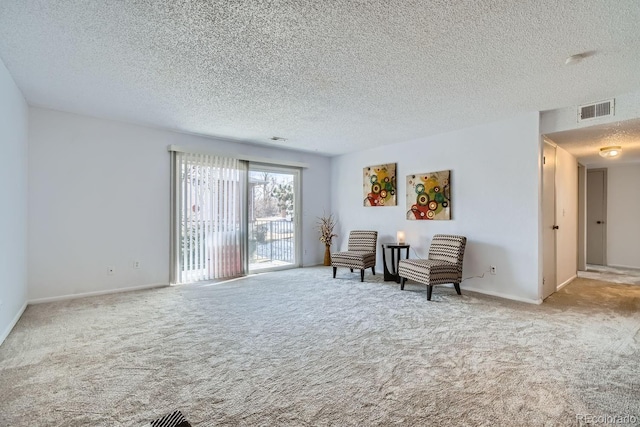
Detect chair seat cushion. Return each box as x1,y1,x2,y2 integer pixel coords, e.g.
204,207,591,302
331,250,376,269
398,258,461,286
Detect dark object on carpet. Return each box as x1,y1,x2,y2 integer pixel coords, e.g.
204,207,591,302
148,410,191,427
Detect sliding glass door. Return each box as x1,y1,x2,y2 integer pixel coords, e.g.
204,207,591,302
248,165,300,272
171,151,301,284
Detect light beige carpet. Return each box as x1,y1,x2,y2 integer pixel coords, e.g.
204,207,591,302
578,264,640,286
1,267,639,426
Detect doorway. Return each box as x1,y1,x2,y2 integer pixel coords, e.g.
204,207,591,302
248,165,301,272
586,169,607,265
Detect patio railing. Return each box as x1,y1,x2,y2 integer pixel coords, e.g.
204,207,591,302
180,218,295,276
249,218,295,267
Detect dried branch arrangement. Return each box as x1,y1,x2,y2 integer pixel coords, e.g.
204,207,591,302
317,213,337,246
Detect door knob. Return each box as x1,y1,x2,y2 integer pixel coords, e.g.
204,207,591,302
552,225,559,230
596,221,602,224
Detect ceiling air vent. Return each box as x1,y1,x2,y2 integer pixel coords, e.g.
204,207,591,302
578,99,614,122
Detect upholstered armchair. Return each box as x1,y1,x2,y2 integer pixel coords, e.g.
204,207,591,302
398,234,467,300
331,230,378,282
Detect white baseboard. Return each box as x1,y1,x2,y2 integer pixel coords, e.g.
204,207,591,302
556,275,577,291
461,285,542,305
28,283,169,305
0,301,28,347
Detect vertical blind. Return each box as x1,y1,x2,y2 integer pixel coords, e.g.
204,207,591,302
173,152,246,283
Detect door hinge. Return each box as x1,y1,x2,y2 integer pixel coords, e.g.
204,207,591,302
543,278,546,285
543,156,546,165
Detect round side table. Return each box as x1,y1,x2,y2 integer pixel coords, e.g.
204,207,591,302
381,243,410,283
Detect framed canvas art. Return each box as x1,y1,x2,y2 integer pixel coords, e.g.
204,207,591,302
363,163,397,206
406,170,451,220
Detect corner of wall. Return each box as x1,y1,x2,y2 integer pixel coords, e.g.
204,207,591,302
0,57,29,346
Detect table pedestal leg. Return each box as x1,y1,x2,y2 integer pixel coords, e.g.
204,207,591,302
382,244,395,281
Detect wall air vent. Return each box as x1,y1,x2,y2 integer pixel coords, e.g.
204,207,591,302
578,99,614,122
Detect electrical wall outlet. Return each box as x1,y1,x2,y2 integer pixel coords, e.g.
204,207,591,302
107,266,115,275
490,266,497,275
133,261,141,269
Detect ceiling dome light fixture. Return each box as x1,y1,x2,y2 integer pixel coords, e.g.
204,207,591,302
599,146,622,158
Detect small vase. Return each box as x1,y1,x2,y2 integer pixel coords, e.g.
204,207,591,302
323,245,332,266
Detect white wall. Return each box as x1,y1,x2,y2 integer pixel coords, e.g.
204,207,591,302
555,146,578,287
606,164,640,268
331,112,541,303
0,59,29,344
541,89,640,134
28,108,332,301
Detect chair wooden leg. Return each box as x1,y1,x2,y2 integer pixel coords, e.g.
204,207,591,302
372,266,375,275
454,283,461,295
401,277,406,290
360,269,364,282
350,268,353,272
427,285,433,301
333,267,337,278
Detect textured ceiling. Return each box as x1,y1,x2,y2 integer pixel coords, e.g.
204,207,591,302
1,1,640,155
547,118,640,166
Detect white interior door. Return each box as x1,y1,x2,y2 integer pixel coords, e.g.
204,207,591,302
586,169,607,265
542,141,557,299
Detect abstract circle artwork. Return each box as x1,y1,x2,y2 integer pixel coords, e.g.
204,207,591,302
363,163,397,207
406,170,451,220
